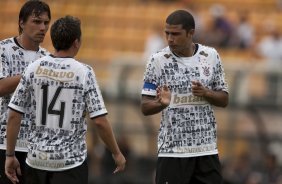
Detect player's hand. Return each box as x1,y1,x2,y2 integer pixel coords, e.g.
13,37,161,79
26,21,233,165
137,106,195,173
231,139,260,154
5,156,21,184
112,152,126,174
156,85,171,107
191,81,207,97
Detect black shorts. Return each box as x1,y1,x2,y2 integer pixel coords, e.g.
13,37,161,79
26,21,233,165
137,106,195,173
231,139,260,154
155,154,223,184
24,159,88,184
0,149,27,184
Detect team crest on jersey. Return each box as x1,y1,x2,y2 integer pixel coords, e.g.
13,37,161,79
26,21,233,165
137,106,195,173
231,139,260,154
202,66,210,76
199,51,208,57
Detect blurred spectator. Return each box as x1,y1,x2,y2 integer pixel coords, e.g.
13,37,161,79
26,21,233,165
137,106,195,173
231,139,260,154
256,28,282,63
205,4,236,48
256,26,282,102
178,2,206,43
236,12,255,49
275,175,282,184
222,151,282,184
245,172,263,184
261,153,282,184
277,0,282,10
188,5,206,44
143,24,166,60
223,152,253,184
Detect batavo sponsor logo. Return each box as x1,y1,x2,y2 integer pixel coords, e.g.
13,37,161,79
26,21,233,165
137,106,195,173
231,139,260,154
171,94,208,106
35,66,74,82
175,144,216,153
27,158,65,169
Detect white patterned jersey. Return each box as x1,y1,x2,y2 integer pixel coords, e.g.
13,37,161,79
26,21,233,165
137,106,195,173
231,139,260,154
0,37,49,152
8,55,107,171
141,44,228,158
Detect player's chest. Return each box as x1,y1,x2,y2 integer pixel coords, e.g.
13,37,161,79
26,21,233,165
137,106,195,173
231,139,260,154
161,61,213,85
8,51,42,73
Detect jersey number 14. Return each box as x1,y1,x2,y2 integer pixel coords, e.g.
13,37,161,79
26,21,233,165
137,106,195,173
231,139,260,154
41,85,65,128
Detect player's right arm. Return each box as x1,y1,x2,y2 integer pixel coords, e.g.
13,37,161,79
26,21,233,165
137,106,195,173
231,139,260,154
0,46,21,96
5,109,22,184
91,115,126,173
141,85,171,116
141,54,170,116
0,76,21,96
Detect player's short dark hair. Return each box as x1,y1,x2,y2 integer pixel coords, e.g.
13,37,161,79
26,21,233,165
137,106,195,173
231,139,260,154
18,0,51,34
166,10,195,32
51,16,81,51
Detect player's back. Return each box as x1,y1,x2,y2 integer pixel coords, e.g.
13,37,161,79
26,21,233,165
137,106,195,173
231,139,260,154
9,54,107,171
29,55,93,130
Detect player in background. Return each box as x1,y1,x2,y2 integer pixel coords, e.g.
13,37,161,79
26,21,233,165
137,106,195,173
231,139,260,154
5,15,126,184
0,1,51,183
141,9,228,184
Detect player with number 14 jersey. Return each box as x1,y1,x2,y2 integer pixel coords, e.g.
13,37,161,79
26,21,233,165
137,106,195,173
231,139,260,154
8,55,107,171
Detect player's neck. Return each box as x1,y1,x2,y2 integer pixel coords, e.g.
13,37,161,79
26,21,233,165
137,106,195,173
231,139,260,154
53,43,79,58
53,50,75,58
17,35,40,51
173,43,196,57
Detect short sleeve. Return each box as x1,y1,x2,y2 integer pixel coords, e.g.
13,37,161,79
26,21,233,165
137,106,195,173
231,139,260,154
212,50,228,93
8,69,31,113
0,45,9,79
141,55,161,96
84,67,107,118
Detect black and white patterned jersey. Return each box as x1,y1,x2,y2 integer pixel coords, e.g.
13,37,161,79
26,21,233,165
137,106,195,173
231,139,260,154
8,55,107,171
141,44,228,158
0,37,49,152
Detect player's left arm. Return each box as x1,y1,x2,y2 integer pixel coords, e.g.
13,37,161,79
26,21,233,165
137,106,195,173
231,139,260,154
85,67,126,173
192,81,228,107
192,50,229,107
91,115,126,173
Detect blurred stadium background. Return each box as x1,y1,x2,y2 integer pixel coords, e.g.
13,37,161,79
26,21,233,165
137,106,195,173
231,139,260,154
1,0,282,183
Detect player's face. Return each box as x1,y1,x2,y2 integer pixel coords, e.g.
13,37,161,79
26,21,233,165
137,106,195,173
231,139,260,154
165,24,194,56
20,12,50,44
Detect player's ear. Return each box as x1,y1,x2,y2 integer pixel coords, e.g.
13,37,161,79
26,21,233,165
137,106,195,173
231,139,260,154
187,29,195,37
74,39,81,49
19,20,24,30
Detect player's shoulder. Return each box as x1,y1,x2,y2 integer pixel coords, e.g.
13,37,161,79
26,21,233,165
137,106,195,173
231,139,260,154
0,37,14,45
26,55,50,68
71,59,93,71
65,59,95,78
71,61,97,80
150,46,173,61
197,43,217,53
0,37,16,49
38,46,50,56
153,46,170,56
197,43,218,56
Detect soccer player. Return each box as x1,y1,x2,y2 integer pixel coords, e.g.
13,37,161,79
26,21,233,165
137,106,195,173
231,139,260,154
5,15,126,184
0,1,51,183
141,10,229,184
